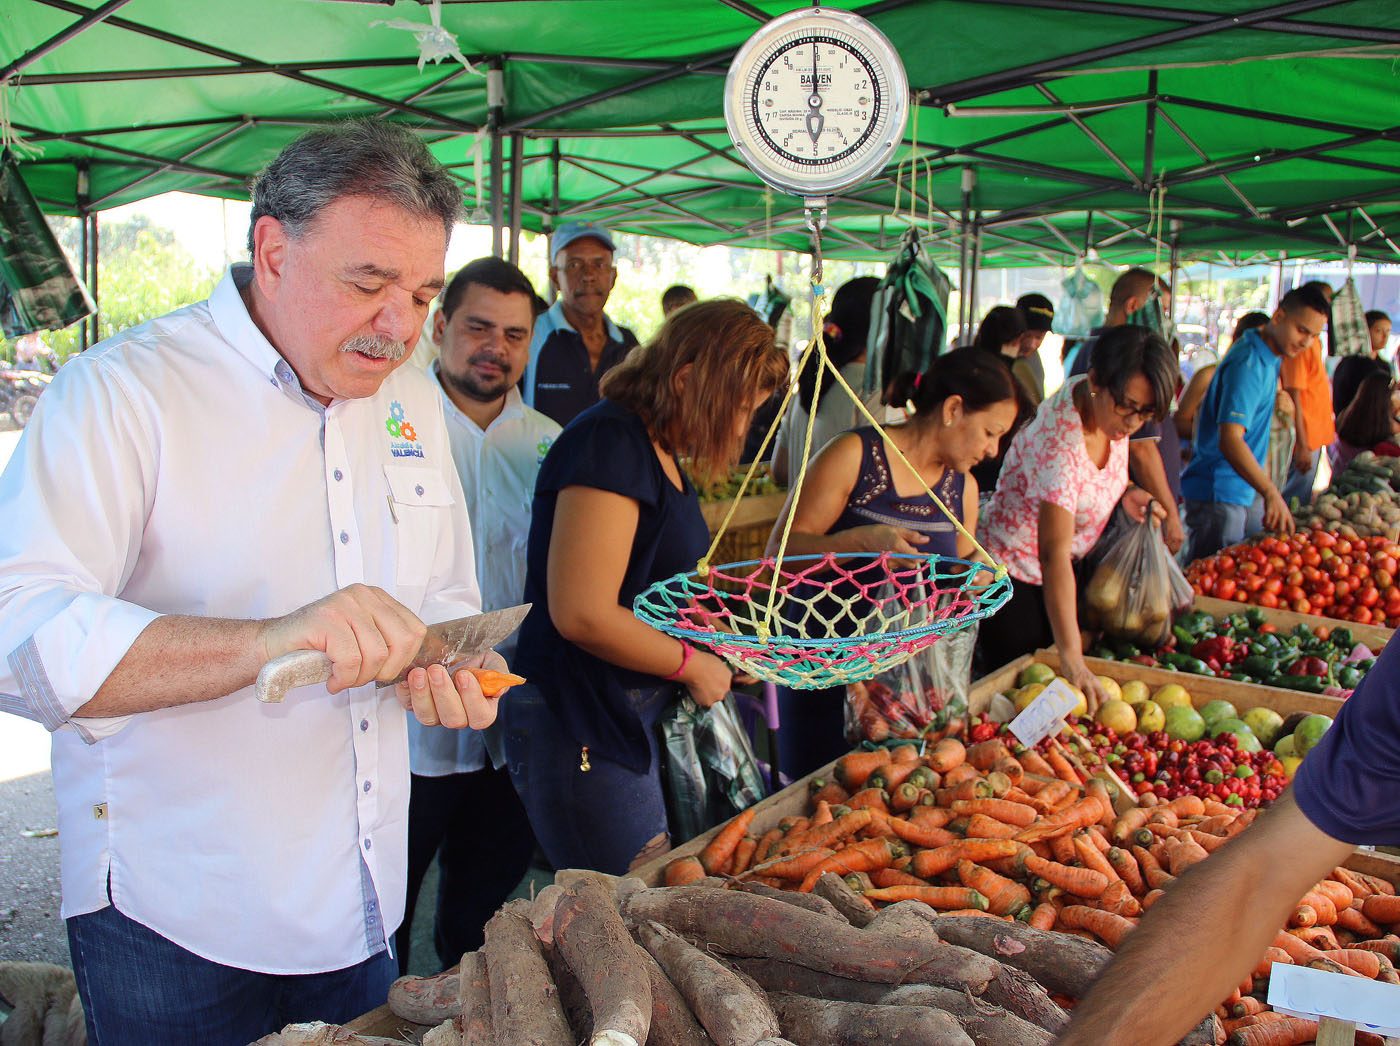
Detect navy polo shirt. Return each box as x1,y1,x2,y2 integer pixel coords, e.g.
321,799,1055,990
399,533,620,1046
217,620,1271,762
525,300,638,427
1294,635,1400,843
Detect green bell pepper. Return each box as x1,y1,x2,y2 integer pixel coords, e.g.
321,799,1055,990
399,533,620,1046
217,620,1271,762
1160,652,1215,675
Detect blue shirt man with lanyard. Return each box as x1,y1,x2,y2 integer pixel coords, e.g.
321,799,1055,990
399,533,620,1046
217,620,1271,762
525,222,638,427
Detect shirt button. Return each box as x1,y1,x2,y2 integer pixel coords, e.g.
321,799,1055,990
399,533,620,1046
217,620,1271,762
334,469,343,482
340,530,350,545
415,484,424,496
363,780,372,793
363,838,372,851
359,719,369,731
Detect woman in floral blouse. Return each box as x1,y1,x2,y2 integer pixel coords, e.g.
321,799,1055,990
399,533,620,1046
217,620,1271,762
978,325,1177,707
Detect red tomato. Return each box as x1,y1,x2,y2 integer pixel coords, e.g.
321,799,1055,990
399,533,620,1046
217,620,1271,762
1354,563,1371,580
1243,575,1266,593
1359,585,1381,608
1335,539,1353,556
1215,578,1237,601
1335,579,1352,599
1283,584,1306,604
1302,549,1321,567
1313,531,1337,549
1293,598,1313,614
1263,577,1283,595
1375,569,1394,590
1258,592,1279,609
1353,606,1373,624
1238,561,1259,576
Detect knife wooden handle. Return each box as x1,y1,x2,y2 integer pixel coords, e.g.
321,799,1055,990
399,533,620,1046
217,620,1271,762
255,650,334,704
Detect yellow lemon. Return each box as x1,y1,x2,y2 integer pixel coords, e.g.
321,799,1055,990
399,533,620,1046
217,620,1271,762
1017,662,1056,688
1152,683,1193,711
1120,679,1150,708
1095,676,1123,702
1013,682,1047,713
1094,699,1137,734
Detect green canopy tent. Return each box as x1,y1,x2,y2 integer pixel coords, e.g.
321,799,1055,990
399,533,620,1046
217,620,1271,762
3,0,1399,336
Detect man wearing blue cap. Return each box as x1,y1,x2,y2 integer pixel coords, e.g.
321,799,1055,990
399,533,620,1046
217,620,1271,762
526,221,639,426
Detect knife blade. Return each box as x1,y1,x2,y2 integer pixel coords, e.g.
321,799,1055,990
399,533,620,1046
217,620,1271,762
254,603,531,704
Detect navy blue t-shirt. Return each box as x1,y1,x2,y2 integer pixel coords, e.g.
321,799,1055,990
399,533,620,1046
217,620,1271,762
1294,636,1400,843
513,399,710,771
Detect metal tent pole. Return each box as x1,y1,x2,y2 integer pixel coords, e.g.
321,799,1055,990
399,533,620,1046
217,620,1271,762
77,161,90,352
958,167,975,340
487,62,505,259
968,214,983,329
507,132,524,265
87,212,99,347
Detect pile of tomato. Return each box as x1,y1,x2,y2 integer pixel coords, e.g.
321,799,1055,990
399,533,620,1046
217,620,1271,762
1186,529,1400,627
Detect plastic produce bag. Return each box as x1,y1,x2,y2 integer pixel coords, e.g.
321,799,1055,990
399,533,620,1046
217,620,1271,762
1057,265,1105,339
0,160,94,338
1085,515,1190,650
844,587,975,744
658,693,766,845
1330,278,1369,358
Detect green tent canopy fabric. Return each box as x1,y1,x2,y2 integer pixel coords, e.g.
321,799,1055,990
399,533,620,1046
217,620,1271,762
2,0,1398,265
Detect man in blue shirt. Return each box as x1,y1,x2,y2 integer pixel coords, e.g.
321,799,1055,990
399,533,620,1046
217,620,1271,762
1055,626,1400,1046
1179,285,1330,563
526,221,638,426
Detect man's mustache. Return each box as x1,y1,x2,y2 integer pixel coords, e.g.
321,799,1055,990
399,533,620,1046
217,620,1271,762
341,333,407,361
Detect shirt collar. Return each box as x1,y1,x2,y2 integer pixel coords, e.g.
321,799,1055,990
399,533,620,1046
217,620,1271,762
209,264,322,410
432,359,525,434
545,298,623,344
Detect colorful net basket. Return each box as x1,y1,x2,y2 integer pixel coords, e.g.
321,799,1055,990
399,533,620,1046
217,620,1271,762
634,552,1012,689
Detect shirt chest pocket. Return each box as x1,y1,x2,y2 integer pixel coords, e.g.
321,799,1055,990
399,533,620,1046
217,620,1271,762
384,465,456,591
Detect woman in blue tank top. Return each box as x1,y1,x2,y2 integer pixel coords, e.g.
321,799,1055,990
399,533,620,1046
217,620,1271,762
765,346,1020,778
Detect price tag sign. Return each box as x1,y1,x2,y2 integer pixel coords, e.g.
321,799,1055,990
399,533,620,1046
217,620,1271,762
1267,962,1400,1036
1007,678,1080,749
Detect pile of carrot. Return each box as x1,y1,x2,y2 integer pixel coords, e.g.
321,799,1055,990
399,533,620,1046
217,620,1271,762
665,735,1400,1046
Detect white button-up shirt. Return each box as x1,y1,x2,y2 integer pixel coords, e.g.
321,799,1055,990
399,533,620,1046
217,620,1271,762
0,266,480,974
407,371,558,776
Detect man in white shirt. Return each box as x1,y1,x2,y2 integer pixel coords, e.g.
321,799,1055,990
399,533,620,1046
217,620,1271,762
398,257,558,973
0,122,505,1045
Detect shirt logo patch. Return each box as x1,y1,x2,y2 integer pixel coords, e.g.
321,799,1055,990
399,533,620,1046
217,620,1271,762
385,400,425,459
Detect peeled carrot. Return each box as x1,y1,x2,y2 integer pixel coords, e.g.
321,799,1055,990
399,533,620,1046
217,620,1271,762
911,838,1020,879
957,859,1032,918
1016,797,1106,843
699,807,756,874
664,855,707,886
1021,853,1108,898
467,667,526,696
950,798,1038,828
863,885,989,910
1057,905,1137,949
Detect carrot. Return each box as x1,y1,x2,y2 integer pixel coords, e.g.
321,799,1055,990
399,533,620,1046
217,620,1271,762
1231,997,1268,1018
964,814,1021,840
870,867,931,890
1048,832,1079,864
745,846,835,882
664,855,707,886
1164,835,1210,875
950,798,1038,828
1016,797,1106,843
1291,925,1340,951
1057,905,1137,949
810,781,850,808
1355,870,1398,895
844,788,891,815
957,859,1032,918
833,750,889,790
911,839,1020,879
466,667,526,696
1165,794,1206,819
1226,1016,1318,1045
863,885,989,910
1220,809,1259,839
1289,890,1338,927
1110,807,1153,845
886,816,957,850
908,806,956,828
699,807,756,874
964,738,1010,770
1349,937,1400,962
1194,813,1238,837
1332,867,1375,900
1272,930,1352,976
731,835,758,876
927,737,967,772
889,742,922,764
1132,845,1175,890
1026,778,1074,814
1106,847,1146,896
1016,747,1057,778
1090,879,1142,918
785,809,874,854
889,783,929,813
867,761,920,792
810,799,835,827
1073,832,1122,886
1021,853,1109,898
990,754,1024,785
1322,948,1382,978
1028,902,1058,930
1141,888,1166,909
798,838,896,892
942,762,982,786
1253,946,1293,980
754,826,785,863
939,778,994,803
1363,894,1400,925
1044,743,1084,785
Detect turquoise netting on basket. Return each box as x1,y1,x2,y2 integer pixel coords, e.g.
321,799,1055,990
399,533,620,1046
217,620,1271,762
634,551,1012,689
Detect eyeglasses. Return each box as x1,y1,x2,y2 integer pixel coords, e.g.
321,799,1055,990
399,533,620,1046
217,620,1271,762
1106,388,1155,423
555,258,615,276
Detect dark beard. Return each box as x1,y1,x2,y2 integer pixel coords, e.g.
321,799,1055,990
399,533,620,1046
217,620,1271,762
440,361,511,403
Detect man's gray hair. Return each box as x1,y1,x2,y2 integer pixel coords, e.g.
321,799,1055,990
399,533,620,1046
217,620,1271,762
247,120,462,253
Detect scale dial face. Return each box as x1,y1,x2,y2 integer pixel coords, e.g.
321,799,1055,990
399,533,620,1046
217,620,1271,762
724,7,908,198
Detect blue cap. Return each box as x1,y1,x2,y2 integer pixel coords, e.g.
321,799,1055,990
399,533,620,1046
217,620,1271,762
551,221,616,260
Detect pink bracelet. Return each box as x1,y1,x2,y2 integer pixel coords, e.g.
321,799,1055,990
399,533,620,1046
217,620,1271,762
663,640,694,681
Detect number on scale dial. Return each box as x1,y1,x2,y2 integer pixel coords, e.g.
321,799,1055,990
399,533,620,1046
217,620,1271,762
725,8,907,197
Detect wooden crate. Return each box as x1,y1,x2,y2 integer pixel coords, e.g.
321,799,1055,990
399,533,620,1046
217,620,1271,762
1032,647,1345,719
1192,594,1393,652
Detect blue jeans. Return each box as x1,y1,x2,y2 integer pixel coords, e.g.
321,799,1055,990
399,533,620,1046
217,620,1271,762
67,902,396,1046
501,682,672,875
1183,498,1248,564
776,684,850,782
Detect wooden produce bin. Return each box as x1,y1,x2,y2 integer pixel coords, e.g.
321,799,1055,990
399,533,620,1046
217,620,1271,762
1031,647,1346,720
1192,594,1393,652
699,492,788,567
633,653,1038,886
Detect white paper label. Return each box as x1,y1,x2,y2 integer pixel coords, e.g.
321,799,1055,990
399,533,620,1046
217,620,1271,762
1007,678,1080,748
1267,962,1400,1035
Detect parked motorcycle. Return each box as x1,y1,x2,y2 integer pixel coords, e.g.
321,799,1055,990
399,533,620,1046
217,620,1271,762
0,367,51,427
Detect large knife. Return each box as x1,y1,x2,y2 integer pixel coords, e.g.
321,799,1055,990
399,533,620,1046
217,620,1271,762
254,603,531,704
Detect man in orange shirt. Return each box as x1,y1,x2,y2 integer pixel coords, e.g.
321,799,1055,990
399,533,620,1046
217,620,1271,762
1280,281,1334,506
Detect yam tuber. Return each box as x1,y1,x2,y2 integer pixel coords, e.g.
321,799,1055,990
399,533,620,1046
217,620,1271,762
457,952,494,1046
768,992,974,1046
553,877,652,1046
481,901,573,1046
386,969,459,1025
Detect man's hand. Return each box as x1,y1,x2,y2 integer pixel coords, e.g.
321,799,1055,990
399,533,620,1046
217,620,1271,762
259,584,427,694
1263,489,1296,534
395,648,503,730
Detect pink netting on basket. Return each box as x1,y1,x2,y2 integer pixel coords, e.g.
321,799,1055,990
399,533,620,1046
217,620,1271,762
634,552,1011,688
